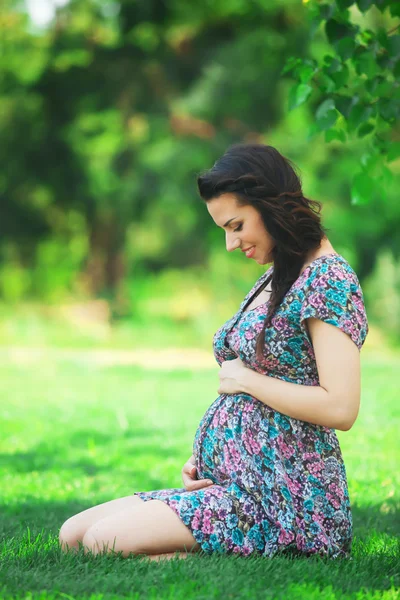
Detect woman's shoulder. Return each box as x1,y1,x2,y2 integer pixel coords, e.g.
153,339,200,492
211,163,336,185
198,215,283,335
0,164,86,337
296,253,363,293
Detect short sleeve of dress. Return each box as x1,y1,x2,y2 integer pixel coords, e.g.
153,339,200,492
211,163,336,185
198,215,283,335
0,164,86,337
299,259,369,351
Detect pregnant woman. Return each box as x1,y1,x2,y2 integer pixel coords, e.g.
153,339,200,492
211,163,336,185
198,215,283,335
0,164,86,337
59,143,368,561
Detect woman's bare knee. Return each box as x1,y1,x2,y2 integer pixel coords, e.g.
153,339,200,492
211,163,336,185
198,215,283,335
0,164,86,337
82,529,104,555
59,494,145,553
59,517,83,552
81,499,200,558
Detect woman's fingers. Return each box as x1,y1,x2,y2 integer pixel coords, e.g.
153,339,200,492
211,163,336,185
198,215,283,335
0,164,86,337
186,477,214,491
181,463,213,491
181,463,196,481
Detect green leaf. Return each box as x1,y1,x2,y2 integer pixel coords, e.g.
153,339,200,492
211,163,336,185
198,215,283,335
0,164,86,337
288,83,313,110
307,122,322,141
318,4,336,21
375,0,391,12
373,135,390,153
378,99,400,122
318,111,339,131
387,141,400,162
325,128,347,142
310,16,322,38
283,58,318,79
351,172,374,205
356,0,374,12
392,86,400,101
375,113,392,133
336,0,354,9
325,19,358,45
330,63,349,87
281,57,302,76
334,94,359,118
387,35,400,59
360,150,379,169
324,56,342,73
318,73,337,93
377,29,390,52
390,2,400,17
335,37,356,60
348,103,374,131
366,76,392,97
377,54,391,70
355,50,379,78
316,98,335,120
298,64,316,83
377,165,394,191
357,122,375,137
376,79,394,97
315,99,338,130
360,29,375,45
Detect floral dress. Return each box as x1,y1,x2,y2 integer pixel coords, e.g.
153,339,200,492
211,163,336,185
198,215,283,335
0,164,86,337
134,254,369,558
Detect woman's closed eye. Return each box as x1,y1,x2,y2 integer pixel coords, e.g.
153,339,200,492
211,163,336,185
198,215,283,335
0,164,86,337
234,224,243,232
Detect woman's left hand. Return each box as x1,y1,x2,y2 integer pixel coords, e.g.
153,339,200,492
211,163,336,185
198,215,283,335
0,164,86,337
218,356,248,395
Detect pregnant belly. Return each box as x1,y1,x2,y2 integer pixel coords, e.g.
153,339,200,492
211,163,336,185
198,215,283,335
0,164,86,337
193,393,269,490
193,393,353,549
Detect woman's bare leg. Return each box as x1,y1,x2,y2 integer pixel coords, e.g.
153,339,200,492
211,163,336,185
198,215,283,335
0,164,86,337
59,494,145,552
82,499,200,558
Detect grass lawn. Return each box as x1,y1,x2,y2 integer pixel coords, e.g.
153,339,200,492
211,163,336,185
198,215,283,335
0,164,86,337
0,344,399,599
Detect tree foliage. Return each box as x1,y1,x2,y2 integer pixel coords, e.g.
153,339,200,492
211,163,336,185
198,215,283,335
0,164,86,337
0,0,399,323
0,0,306,302
283,0,399,205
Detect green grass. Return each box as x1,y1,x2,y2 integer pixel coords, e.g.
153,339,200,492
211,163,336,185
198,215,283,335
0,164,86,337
0,306,211,350
0,346,399,599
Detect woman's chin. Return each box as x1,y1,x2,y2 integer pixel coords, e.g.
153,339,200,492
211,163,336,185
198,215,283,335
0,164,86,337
258,254,272,265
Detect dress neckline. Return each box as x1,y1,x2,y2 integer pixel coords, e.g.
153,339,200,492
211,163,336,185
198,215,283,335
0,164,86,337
223,253,344,348
241,253,342,315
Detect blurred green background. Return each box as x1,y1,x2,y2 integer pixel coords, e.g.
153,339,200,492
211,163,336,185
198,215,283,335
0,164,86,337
0,0,399,349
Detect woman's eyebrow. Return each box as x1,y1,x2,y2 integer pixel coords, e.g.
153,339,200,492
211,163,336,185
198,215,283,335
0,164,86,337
223,216,238,227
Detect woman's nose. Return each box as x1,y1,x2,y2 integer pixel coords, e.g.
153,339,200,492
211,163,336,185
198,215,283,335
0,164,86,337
226,233,240,252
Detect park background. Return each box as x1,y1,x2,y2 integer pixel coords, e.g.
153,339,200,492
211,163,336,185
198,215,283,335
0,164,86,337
1,0,399,599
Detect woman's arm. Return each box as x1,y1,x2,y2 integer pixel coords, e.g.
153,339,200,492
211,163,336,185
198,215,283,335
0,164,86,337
236,317,361,431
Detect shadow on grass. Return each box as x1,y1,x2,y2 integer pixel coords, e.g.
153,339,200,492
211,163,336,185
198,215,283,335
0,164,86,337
352,501,400,539
1,496,399,552
0,426,180,475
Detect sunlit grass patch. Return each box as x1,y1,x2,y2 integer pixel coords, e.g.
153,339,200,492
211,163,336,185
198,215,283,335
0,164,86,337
0,348,399,599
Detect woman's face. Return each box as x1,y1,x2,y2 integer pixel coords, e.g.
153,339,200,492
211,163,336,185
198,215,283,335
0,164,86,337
207,193,275,265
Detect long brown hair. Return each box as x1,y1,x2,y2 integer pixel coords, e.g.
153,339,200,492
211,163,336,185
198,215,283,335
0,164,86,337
197,143,327,361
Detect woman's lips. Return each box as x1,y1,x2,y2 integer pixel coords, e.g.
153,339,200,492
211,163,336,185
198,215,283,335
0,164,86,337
243,246,256,258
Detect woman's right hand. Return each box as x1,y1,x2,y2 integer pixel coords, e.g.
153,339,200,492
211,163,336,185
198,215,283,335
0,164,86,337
181,455,214,491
